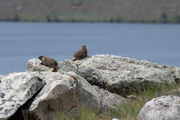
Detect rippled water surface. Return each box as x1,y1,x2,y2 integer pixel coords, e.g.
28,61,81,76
0,22,180,74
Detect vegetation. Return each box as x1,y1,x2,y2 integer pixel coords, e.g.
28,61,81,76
0,0,180,23
54,83,180,120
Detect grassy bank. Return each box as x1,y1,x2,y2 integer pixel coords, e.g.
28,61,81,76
0,0,180,23
54,83,180,120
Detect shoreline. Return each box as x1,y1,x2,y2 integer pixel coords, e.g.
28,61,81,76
0,20,180,24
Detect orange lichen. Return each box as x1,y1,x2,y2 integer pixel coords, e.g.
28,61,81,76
69,75,77,81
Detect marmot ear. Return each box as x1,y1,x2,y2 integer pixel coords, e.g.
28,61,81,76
38,56,43,60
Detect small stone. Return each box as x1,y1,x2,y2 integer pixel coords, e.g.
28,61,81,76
0,93,5,98
112,118,119,120
0,107,4,111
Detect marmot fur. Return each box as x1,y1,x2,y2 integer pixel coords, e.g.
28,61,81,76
38,56,59,72
73,46,87,61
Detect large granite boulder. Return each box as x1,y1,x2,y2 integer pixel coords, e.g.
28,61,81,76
137,95,180,120
26,58,52,72
73,71,127,110
57,55,180,96
24,55,180,119
0,72,45,120
26,58,78,74
26,71,79,120
26,71,127,120
26,55,180,97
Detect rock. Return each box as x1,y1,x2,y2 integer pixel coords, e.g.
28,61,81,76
137,95,180,120
0,75,6,79
126,95,137,100
0,72,45,120
26,58,78,74
0,75,6,84
58,55,179,96
26,71,127,120
174,67,180,84
92,85,127,110
76,72,128,111
58,60,78,73
27,55,180,97
27,71,79,120
175,67,180,78
112,118,119,120
23,55,180,119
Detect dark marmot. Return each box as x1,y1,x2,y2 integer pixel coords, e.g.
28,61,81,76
38,56,59,72
73,46,87,61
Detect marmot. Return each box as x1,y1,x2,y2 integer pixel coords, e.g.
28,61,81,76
38,56,59,72
73,45,87,61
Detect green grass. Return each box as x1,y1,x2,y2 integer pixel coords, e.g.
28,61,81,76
54,83,180,120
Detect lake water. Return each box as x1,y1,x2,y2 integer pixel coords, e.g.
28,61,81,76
0,22,180,75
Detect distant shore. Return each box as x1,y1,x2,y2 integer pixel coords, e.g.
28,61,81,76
0,19,180,24
0,0,180,23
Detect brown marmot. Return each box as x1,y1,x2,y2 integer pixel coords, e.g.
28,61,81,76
38,56,59,72
73,45,87,61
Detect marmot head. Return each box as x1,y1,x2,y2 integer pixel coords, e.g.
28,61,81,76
82,45,86,49
38,56,44,60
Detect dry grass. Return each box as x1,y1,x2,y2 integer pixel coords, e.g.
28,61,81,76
54,83,180,120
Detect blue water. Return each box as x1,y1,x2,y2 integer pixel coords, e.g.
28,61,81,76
0,22,180,75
